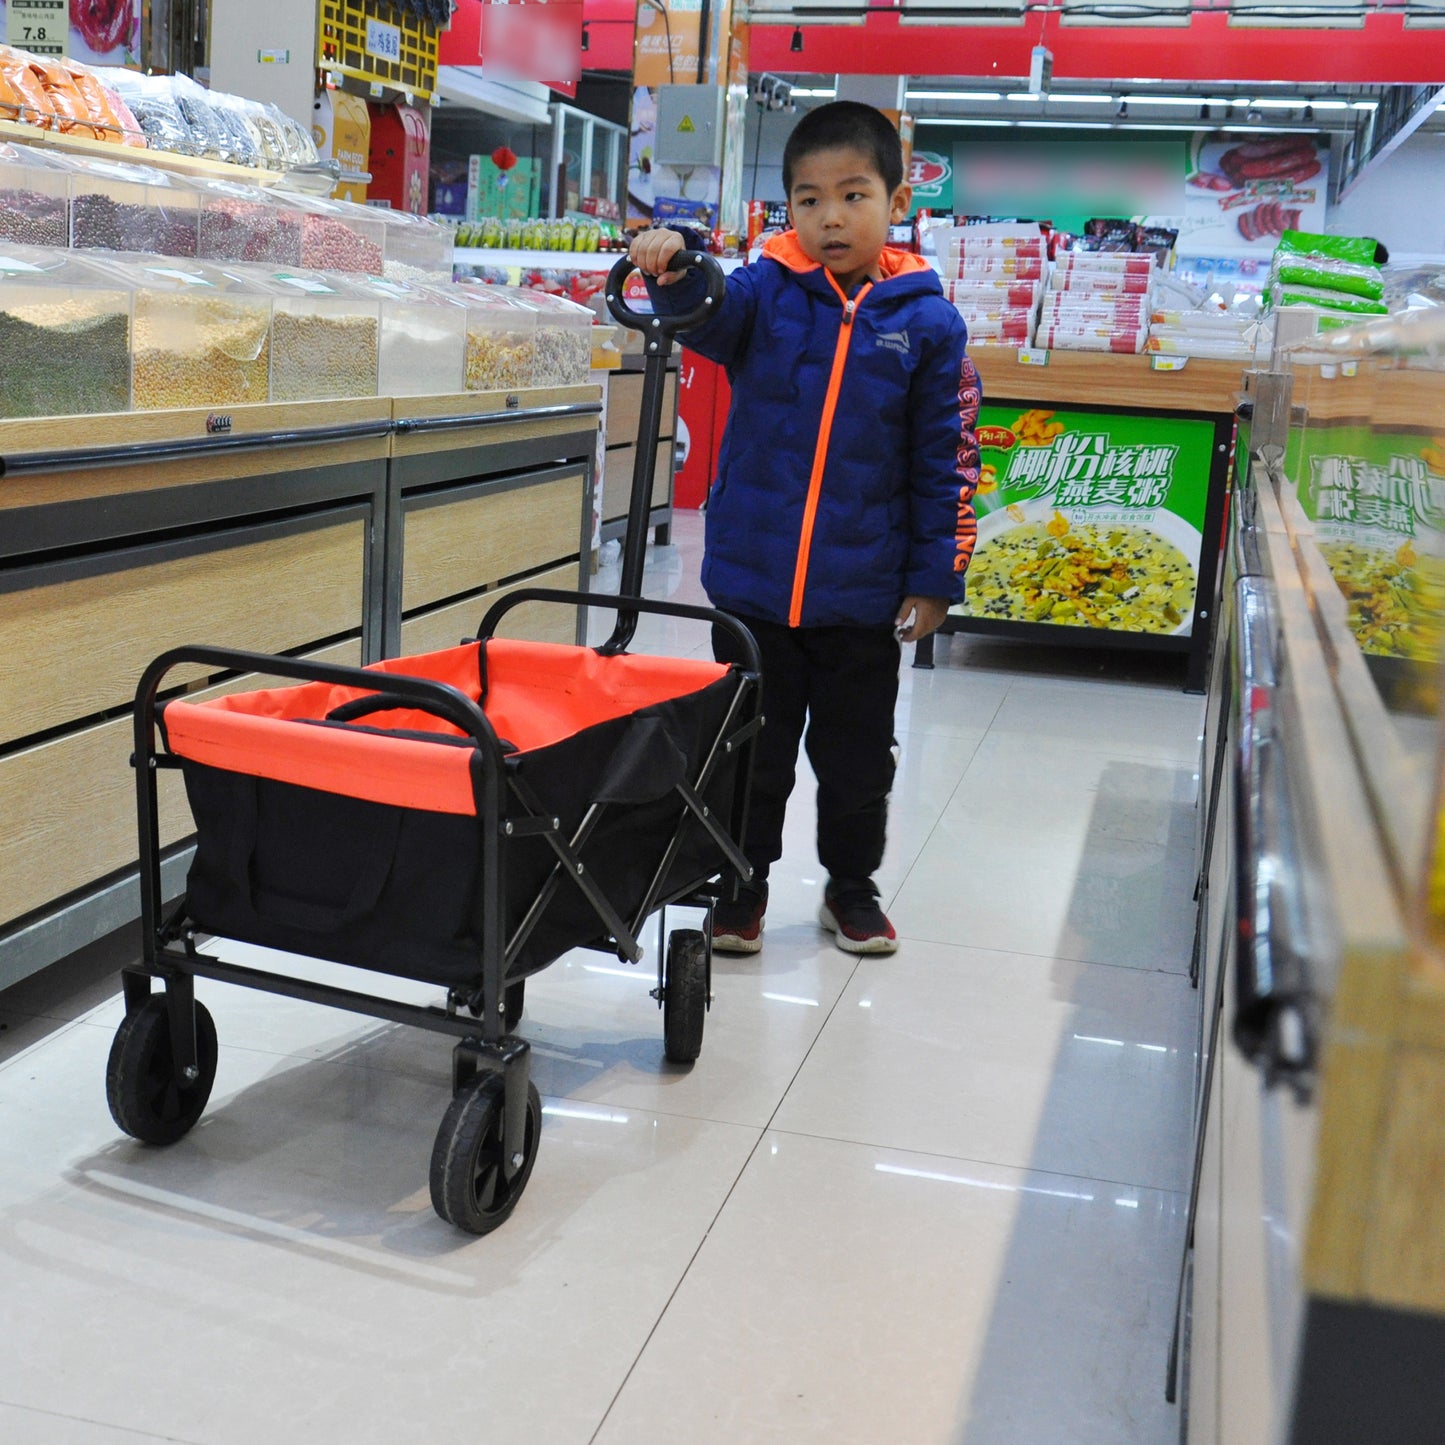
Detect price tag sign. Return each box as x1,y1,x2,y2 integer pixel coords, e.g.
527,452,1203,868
1017,348,1049,367
365,18,403,64
1150,355,1189,372
146,267,213,287
6,0,66,57
274,272,338,294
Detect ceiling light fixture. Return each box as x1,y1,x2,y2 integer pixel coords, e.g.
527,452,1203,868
1006,92,1042,103
1250,97,1312,109
790,26,803,53
1016,120,1113,130
1120,94,1212,107
918,118,1013,127
1047,94,1114,105
906,89,1003,102
1116,100,1128,119
789,88,836,99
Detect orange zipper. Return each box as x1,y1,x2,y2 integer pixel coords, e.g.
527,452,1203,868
789,275,872,627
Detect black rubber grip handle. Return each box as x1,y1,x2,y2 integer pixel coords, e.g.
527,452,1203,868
605,249,726,335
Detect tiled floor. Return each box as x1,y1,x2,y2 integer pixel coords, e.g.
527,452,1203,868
0,510,1204,1444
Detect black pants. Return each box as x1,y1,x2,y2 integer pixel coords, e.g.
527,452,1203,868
713,613,899,891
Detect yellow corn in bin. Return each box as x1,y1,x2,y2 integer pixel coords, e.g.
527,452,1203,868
83,253,273,410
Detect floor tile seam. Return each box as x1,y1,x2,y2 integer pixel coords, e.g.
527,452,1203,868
589,950,875,1443
0,1398,199,1444
956,746,1204,784
585,1119,778,1445
924,810,1200,851
885,931,1195,977
0,1017,84,1074
761,1124,1190,1200
59,1017,836,1131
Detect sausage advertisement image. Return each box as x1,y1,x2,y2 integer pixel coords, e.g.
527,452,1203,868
1183,132,1327,252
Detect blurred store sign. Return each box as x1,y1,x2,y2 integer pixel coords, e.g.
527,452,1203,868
441,0,582,96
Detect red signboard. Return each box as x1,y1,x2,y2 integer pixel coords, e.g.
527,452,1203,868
751,12,1443,86
441,0,583,96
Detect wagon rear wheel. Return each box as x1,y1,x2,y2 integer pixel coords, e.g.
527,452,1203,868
106,997,218,1145
663,928,708,1064
430,1074,541,1234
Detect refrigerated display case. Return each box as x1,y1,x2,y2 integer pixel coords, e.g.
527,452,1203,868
1180,308,1445,1443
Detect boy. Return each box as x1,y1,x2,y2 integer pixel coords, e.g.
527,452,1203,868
630,101,980,955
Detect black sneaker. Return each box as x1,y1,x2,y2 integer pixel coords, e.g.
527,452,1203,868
713,885,766,954
819,879,898,955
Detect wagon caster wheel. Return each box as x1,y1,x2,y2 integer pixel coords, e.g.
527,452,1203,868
504,979,525,1032
106,997,218,1145
430,1074,542,1234
663,928,708,1065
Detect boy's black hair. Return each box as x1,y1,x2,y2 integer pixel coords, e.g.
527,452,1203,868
782,101,905,197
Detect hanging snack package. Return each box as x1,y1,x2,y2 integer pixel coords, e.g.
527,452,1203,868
97,69,198,156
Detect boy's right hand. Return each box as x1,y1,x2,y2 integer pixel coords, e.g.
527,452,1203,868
629,227,687,284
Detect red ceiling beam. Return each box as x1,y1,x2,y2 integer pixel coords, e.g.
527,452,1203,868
750,11,1445,86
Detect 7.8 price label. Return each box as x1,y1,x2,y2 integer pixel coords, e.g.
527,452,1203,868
6,0,67,58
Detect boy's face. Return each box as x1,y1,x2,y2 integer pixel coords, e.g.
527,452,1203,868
787,144,912,294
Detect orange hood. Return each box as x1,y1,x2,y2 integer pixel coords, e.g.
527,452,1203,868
760,230,933,282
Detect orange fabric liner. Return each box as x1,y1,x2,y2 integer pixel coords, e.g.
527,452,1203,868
161,641,730,817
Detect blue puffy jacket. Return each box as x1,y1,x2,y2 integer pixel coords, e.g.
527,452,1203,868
649,231,981,629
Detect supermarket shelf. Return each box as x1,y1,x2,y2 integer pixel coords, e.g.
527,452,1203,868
453,247,618,271
971,343,1246,414
0,118,286,186
453,248,749,275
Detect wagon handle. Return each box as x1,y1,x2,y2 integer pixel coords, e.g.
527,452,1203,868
604,249,725,344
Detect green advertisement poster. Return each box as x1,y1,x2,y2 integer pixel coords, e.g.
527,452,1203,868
956,404,1217,636
1285,422,1445,661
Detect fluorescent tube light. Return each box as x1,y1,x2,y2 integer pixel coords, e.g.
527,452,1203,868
1250,97,1313,109
907,89,1002,101
1006,92,1042,103
790,87,836,98
1121,94,1214,107
1016,120,1112,129
919,117,1013,127
1047,93,1114,104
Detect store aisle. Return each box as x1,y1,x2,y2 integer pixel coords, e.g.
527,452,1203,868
0,511,1201,1444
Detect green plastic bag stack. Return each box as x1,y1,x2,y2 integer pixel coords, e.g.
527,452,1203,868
1268,230,1388,317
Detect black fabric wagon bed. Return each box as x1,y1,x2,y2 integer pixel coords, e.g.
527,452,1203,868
160,637,746,989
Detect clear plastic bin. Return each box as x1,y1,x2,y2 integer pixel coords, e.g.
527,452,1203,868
0,244,131,417
344,274,466,397
511,289,594,386
0,142,69,249
271,192,386,275
228,264,381,403
190,178,304,266
86,253,273,411
45,151,200,257
444,282,537,391
363,206,454,284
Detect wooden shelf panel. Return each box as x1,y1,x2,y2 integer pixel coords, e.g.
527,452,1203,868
971,344,1244,415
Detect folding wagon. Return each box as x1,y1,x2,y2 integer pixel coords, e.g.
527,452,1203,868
107,252,758,1233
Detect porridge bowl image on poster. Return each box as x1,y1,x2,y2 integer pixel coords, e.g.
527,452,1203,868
961,405,1214,635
